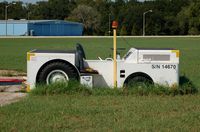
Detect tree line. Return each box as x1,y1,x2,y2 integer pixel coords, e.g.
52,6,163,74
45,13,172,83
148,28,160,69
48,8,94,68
0,0,199,35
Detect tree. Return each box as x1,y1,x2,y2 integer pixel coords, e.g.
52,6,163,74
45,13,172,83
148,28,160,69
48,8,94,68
0,2,6,20
177,1,200,35
188,27,199,35
0,1,27,20
48,0,74,19
68,5,101,35
9,2,27,20
120,25,127,35
93,0,112,35
29,1,50,19
0,0,199,35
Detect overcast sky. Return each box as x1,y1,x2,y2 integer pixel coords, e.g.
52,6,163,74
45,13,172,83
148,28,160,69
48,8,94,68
1,0,146,3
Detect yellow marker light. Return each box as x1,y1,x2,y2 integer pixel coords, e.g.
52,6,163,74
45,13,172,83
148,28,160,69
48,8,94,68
26,84,31,92
172,50,180,58
27,52,35,61
112,21,118,29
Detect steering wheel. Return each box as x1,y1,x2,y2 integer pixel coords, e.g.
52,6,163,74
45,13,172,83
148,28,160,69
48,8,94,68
105,58,113,61
98,57,103,61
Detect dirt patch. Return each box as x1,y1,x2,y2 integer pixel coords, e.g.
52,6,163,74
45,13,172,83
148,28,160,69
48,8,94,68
0,92,27,106
0,70,26,77
0,85,23,92
0,70,27,106
0,85,27,106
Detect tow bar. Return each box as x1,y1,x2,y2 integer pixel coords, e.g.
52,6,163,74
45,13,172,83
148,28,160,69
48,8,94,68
0,78,25,86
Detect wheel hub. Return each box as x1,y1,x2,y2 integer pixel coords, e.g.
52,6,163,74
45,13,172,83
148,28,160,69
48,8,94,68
46,70,69,84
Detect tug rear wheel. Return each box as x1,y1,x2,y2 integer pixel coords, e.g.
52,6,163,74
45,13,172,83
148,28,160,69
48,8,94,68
37,62,78,84
46,70,69,84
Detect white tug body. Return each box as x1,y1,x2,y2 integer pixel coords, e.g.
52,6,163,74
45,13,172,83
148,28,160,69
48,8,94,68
27,45,179,90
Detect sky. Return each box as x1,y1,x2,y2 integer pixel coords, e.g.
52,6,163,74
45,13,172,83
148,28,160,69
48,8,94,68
1,0,146,3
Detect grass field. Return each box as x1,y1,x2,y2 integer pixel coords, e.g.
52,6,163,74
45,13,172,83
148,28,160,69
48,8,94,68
1,95,200,131
0,37,200,131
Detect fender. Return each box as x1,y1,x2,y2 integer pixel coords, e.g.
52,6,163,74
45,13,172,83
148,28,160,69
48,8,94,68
124,72,154,86
36,59,80,83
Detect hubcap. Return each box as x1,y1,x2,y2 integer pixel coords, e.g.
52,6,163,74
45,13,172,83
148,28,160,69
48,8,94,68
46,70,69,84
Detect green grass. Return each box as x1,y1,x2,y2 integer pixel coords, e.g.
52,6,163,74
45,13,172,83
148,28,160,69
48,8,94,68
0,37,200,131
0,94,200,131
31,81,197,96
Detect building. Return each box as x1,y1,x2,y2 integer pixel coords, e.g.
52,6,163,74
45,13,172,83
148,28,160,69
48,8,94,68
0,20,83,36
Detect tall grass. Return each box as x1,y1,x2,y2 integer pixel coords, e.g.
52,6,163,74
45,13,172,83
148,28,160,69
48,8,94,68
31,81,92,96
31,81,198,96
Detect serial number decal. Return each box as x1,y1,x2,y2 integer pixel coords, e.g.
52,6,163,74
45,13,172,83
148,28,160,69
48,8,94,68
152,64,176,70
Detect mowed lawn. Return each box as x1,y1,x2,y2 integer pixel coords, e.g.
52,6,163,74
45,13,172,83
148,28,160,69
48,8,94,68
0,37,200,131
0,95,200,131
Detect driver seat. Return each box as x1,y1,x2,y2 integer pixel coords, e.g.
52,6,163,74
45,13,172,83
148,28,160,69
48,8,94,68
75,43,98,74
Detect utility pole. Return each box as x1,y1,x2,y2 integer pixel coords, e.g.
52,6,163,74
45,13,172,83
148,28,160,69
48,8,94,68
5,2,16,36
108,13,111,36
143,10,153,36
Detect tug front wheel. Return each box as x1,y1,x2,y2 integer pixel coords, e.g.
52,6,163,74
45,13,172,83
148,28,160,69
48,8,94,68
37,62,79,85
124,75,153,88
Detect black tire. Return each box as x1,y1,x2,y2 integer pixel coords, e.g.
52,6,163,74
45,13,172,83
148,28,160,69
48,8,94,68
37,62,79,84
125,76,153,88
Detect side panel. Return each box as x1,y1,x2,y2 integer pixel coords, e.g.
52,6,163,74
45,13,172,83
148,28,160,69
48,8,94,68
27,53,75,89
86,60,179,88
0,23,27,36
13,23,28,36
117,62,179,87
28,22,83,36
85,60,113,88
0,23,6,35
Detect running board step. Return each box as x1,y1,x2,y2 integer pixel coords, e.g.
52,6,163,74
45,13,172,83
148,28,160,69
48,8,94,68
80,68,99,74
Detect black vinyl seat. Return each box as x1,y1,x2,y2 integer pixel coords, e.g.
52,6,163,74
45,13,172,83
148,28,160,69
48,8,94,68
75,43,85,71
75,43,98,74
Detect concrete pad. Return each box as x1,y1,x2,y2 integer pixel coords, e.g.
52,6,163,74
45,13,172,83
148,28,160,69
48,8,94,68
0,92,27,106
